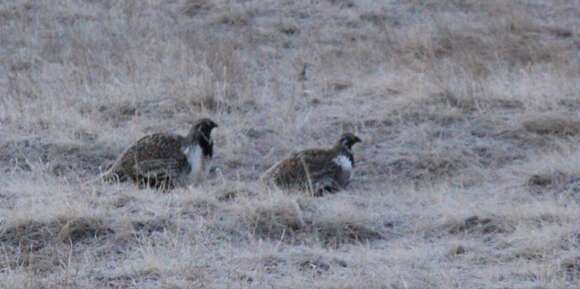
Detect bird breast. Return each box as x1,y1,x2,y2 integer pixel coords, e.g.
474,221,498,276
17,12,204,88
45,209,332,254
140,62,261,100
333,154,353,171
333,154,353,187
183,145,203,176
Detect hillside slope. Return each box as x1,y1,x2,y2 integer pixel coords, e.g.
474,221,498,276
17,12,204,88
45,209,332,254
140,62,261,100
1,0,579,288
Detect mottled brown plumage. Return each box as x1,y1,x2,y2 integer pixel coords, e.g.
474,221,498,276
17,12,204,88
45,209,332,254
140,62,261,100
101,118,218,190
262,133,361,195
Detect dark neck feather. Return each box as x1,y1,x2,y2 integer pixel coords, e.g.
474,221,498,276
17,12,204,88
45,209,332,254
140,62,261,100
187,129,213,158
198,131,213,158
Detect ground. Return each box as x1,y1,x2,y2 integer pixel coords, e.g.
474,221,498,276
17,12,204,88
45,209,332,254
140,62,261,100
1,0,580,288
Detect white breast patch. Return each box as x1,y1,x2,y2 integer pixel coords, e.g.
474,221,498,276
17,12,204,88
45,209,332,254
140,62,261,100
333,155,353,171
183,145,203,178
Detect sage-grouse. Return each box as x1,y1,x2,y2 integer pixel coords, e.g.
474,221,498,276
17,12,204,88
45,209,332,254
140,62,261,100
262,133,361,195
101,118,218,190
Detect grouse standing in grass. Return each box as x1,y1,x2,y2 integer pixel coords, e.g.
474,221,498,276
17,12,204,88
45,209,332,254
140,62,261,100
100,118,218,191
262,133,362,195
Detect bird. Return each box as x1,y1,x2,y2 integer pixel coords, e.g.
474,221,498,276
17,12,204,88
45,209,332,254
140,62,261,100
98,118,218,191
261,133,362,195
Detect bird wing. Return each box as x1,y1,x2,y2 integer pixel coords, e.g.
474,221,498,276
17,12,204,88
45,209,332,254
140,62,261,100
299,149,343,184
133,158,183,178
116,133,189,179
269,148,339,188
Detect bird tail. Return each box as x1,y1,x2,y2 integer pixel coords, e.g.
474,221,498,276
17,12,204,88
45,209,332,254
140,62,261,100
260,160,287,190
259,173,275,190
259,163,277,184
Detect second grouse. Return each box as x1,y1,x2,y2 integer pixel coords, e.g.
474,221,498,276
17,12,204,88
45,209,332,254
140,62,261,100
262,133,362,195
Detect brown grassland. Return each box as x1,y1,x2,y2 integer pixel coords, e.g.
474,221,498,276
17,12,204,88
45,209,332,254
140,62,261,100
1,0,580,288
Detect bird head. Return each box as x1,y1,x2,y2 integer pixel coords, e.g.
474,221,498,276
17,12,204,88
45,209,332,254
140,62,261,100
190,118,218,141
337,133,362,150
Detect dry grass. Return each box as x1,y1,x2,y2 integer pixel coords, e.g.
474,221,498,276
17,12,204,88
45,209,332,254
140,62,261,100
1,0,580,288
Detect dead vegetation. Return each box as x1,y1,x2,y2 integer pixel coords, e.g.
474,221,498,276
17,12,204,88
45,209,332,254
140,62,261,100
0,139,115,177
236,196,383,247
523,117,580,137
1,0,579,288
181,0,212,17
388,152,470,184
447,215,514,236
0,216,112,252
